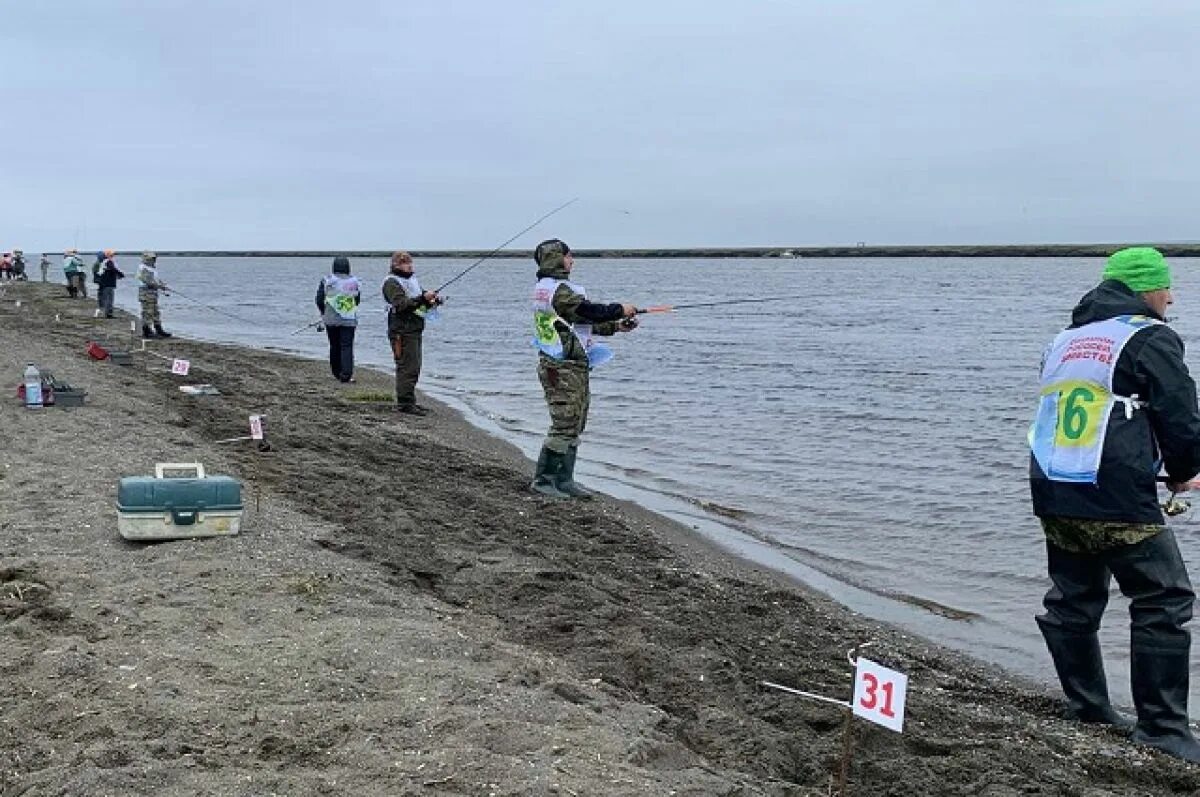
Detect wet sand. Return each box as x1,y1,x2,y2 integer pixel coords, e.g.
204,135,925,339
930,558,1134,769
1,280,1198,796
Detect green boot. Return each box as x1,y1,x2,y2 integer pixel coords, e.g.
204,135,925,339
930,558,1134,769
556,445,592,499
531,446,569,499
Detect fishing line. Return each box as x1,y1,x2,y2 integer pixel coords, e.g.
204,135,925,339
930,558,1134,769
167,286,258,325
434,197,580,293
637,294,809,314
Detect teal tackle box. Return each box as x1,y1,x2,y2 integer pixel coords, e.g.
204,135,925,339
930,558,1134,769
116,463,244,541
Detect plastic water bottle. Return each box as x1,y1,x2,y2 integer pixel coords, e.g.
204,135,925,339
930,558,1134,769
23,364,43,409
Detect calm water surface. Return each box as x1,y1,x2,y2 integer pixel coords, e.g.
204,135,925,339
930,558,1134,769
115,256,1200,704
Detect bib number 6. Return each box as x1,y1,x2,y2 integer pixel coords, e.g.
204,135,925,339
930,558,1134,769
1061,386,1094,440
1053,384,1108,448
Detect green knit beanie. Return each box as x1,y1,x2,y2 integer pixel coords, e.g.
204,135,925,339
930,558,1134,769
1103,247,1171,292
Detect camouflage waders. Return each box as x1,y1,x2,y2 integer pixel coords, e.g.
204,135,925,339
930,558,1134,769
391,332,423,407
139,289,161,326
537,358,590,454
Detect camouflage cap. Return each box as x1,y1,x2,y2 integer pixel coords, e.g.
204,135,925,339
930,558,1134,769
141,251,157,264
534,239,570,266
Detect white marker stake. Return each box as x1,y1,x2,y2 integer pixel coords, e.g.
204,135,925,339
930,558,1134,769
851,657,907,733
249,415,264,440
171,358,191,376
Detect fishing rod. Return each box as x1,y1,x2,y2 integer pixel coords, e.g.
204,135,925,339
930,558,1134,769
166,286,258,325
290,319,323,335
291,198,575,334
433,197,580,293
636,294,809,314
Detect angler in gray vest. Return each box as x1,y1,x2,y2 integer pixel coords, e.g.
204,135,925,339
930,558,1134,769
382,250,441,414
315,256,362,383
530,239,638,499
1029,246,1200,763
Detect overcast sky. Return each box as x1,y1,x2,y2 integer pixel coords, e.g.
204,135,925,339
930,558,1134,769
3,1,1198,250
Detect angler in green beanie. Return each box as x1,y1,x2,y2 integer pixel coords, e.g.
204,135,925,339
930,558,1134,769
1102,246,1172,297
1029,245,1200,763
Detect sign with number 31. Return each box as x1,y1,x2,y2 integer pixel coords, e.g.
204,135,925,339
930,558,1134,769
851,657,908,732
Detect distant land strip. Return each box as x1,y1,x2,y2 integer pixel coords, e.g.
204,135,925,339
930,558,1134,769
110,243,1200,259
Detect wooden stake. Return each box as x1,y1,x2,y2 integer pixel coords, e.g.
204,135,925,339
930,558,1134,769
835,706,855,796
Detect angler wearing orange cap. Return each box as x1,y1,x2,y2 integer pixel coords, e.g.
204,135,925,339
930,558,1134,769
95,250,124,319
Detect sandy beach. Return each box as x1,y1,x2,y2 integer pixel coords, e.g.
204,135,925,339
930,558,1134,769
1,279,1198,796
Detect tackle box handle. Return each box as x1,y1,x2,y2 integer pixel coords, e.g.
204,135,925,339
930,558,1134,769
154,462,206,479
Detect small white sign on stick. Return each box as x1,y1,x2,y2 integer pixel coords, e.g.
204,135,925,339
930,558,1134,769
171,358,190,376
249,414,264,440
851,657,907,732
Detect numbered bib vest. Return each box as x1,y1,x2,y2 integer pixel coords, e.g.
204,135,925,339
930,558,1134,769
322,274,361,324
531,277,613,368
1029,314,1160,483
385,274,439,322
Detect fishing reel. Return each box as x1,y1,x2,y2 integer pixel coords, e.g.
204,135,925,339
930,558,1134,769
1163,493,1192,518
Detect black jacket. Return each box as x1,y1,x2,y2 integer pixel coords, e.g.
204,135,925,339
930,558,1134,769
97,260,124,289
1030,280,1200,523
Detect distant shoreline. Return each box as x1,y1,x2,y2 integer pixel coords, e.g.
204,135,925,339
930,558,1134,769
100,243,1200,259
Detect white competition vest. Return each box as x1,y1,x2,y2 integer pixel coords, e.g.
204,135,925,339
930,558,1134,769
531,277,612,368
1029,314,1160,483
385,274,438,320
322,274,361,323
137,263,161,291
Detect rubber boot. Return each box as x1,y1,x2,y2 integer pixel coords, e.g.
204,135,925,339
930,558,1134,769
141,324,155,339
154,324,173,339
1130,638,1200,762
555,445,592,499
531,447,569,499
1037,622,1134,731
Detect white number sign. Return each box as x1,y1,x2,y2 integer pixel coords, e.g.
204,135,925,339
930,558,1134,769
171,359,190,376
851,657,907,732
249,414,264,440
